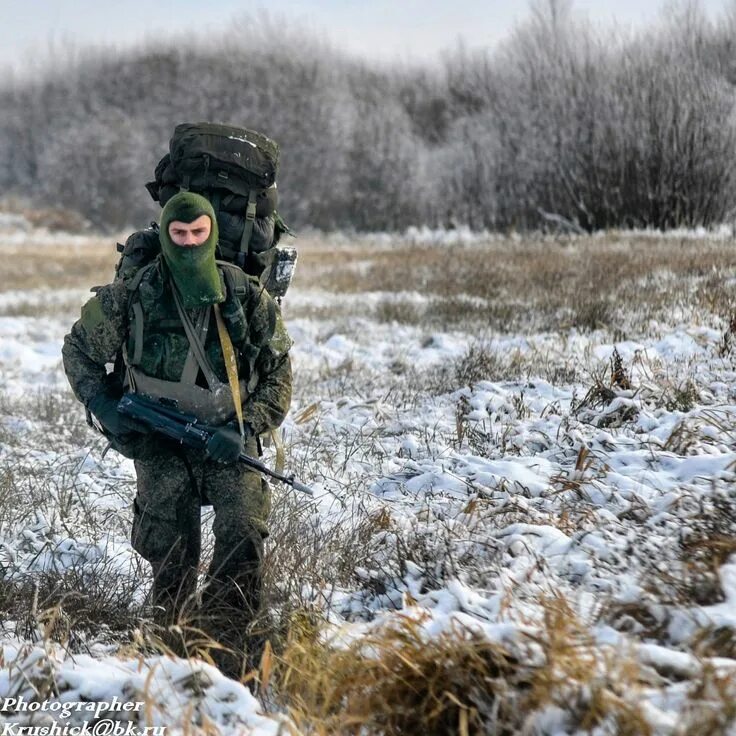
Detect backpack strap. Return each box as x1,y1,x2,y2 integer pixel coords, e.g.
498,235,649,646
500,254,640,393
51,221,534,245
216,260,250,297
124,261,158,368
210,189,222,218
262,285,277,338
239,188,259,254
129,302,144,366
125,260,156,294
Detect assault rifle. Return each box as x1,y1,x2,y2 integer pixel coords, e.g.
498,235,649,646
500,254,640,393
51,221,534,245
117,393,314,496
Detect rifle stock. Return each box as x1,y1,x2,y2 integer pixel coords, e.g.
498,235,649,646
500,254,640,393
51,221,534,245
117,393,313,496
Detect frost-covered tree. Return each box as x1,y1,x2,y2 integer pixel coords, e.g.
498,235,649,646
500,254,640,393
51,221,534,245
36,110,149,228
1,1,735,232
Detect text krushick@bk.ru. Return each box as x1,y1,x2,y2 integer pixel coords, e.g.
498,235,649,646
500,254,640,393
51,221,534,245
0,696,164,736
0,724,165,736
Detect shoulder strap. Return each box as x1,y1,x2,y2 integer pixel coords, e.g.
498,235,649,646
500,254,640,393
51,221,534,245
124,261,159,367
125,260,157,294
216,260,250,297
261,286,277,339
129,302,145,366
239,189,259,253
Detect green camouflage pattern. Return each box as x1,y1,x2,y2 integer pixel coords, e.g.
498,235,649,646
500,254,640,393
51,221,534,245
62,258,292,675
63,279,132,405
63,259,292,436
131,438,270,614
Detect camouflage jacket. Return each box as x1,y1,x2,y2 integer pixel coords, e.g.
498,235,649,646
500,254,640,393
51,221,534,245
62,258,292,437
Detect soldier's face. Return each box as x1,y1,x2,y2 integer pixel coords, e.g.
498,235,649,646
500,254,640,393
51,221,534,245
168,215,212,247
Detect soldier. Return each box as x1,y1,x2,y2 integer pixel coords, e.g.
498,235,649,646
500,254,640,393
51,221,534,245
62,192,292,679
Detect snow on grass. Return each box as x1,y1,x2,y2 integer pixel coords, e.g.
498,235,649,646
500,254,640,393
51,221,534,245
1,223,736,733
0,638,288,733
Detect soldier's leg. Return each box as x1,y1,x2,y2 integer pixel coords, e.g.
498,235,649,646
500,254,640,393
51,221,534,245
132,448,202,626
199,443,271,676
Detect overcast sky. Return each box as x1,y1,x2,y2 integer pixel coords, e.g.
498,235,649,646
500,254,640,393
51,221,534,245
0,0,730,73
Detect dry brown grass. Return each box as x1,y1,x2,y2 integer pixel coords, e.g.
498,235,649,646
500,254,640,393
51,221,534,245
0,239,116,292
291,232,736,330
679,664,736,735
272,613,527,735
0,198,119,294
267,594,653,735
4,224,736,731
526,594,653,736
0,197,92,232
4,226,735,331
294,233,736,298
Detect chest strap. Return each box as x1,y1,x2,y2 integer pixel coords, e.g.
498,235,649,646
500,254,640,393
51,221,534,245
171,286,221,389
180,306,212,386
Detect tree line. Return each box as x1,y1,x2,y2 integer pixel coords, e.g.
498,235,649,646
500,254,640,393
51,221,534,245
1,1,735,233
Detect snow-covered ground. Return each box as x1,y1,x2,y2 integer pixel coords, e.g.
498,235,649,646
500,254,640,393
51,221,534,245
1,220,736,734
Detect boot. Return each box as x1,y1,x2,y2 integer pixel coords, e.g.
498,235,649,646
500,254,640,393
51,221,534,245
197,569,262,679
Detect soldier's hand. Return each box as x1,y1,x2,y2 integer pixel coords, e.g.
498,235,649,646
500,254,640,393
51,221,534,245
88,390,149,438
206,426,244,464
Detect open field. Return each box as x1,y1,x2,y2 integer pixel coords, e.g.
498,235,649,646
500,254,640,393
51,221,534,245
1,219,736,734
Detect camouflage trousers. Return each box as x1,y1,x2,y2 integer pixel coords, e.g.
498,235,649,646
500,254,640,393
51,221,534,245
131,438,270,675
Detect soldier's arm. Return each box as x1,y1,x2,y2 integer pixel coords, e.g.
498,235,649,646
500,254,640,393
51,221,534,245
62,281,130,406
241,290,293,436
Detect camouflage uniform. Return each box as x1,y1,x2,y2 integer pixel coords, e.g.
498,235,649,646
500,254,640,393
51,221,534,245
62,255,291,675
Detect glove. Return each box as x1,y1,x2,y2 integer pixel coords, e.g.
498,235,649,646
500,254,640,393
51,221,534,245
88,390,148,438
206,426,245,464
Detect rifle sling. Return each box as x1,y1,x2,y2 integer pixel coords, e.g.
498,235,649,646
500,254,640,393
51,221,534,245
271,428,285,474
214,303,246,438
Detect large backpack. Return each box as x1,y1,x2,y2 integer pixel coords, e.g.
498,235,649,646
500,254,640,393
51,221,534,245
115,122,297,299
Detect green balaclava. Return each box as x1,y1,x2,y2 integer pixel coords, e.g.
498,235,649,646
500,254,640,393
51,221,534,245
159,192,224,309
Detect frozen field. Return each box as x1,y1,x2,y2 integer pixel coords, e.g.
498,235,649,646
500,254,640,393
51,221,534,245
1,217,736,734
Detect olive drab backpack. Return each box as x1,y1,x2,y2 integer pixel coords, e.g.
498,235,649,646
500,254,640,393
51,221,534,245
114,122,297,299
